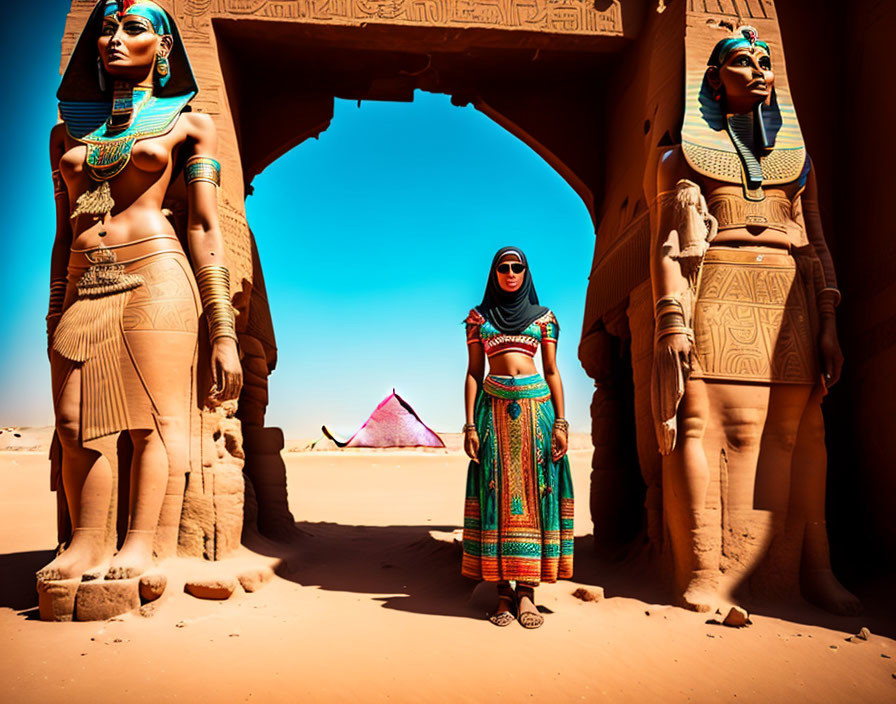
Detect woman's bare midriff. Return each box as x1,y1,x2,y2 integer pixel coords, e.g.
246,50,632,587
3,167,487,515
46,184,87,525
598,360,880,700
487,351,539,377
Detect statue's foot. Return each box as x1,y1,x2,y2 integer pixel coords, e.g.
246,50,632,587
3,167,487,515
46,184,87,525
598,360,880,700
106,538,155,580
803,568,862,616
36,549,102,583
677,571,720,613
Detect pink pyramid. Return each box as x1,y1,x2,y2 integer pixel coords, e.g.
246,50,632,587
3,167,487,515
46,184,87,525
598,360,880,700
322,390,445,448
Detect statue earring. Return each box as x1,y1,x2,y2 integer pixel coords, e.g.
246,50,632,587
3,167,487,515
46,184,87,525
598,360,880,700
97,57,107,92
155,53,170,87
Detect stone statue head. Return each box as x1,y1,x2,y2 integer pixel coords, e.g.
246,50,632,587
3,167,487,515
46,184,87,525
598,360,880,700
57,0,197,104
705,26,775,115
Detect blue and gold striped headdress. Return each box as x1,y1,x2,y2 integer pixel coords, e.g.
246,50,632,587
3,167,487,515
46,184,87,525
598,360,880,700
57,0,197,138
681,25,807,200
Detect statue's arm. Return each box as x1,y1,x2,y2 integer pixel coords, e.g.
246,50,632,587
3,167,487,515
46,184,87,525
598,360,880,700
650,148,690,303
183,113,242,401
797,164,843,385
47,123,72,352
798,165,839,297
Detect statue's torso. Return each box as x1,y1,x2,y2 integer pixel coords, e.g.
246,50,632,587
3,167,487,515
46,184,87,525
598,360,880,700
59,116,187,251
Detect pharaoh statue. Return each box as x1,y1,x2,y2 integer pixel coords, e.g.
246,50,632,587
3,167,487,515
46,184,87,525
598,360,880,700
649,26,860,614
39,0,241,586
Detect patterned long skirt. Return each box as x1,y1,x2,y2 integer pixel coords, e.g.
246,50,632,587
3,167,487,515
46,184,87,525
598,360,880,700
461,373,574,584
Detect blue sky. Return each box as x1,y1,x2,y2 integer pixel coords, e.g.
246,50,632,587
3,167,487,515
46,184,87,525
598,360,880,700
0,3,597,438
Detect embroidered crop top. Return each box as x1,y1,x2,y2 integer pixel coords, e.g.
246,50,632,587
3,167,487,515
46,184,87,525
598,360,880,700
465,308,558,357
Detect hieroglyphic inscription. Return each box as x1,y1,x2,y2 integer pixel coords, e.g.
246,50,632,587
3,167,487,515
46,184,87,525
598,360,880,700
688,0,771,20
206,0,623,34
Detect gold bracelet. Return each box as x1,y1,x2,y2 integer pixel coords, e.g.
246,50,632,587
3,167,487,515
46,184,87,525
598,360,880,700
185,156,221,187
463,423,477,434
195,265,238,343
48,279,67,317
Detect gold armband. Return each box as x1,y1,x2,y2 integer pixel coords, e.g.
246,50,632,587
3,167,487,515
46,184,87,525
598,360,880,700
184,156,221,187
47,279,68,318
52,170,66,199
195,265,238,343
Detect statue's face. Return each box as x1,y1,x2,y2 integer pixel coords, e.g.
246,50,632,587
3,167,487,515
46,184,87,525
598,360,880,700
710,47,775,113
496,254,526,293
97,13,170,81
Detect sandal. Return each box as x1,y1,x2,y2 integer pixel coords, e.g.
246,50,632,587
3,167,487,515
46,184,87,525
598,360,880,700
516,585,544,629
488,584,517,627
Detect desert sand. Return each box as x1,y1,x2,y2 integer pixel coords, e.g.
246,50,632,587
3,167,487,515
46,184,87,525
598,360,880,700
1,434,894,703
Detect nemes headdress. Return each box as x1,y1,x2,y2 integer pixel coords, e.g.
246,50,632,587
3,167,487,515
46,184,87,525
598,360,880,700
681,25,808,201
57,0,198,218
58,0,197,135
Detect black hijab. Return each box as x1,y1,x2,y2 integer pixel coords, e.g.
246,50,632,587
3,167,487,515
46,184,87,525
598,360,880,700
475,247,551,335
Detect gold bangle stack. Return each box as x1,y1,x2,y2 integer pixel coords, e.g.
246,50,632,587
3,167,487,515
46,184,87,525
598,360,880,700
195,265,238,343
553,418,569,434
463,423,477,434
817,287,841,318
47,279,67,319
654,296,693,342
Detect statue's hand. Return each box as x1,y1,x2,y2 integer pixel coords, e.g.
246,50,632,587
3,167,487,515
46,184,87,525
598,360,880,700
209,338,242,402
819,318,844,387
655,332,693,375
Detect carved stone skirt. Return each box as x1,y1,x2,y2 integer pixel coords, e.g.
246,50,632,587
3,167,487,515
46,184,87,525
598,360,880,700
52,236,201,447
691,246,819,385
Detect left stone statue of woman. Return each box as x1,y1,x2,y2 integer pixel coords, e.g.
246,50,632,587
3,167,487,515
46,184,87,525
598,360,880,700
38,0,242,583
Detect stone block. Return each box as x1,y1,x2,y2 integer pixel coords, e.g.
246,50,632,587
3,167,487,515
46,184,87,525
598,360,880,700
237,566,274,593
37,578,80,622
723,605,750,628
75,579,141,621
139,574,168,603
184,578,237,600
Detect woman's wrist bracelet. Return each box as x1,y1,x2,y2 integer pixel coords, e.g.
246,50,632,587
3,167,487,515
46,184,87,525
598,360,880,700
553,418,569,434
463,423,477,434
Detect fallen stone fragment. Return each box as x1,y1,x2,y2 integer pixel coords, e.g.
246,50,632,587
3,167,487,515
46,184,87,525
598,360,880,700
858,627,871,641
139,602,160,618
237,566,274,593
722,606,750,628
571,587,604,603
139,574,167,603
184,578,237,600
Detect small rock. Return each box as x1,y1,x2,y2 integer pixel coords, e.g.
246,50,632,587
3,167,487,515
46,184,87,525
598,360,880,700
830,645,839,650
722,606,750,628
175,620,187,628
237,566,274,594
139,574,167,603
882,654,891,659
858,627,871,641
184,578,237,600
138,602,159,618
571,587,604,603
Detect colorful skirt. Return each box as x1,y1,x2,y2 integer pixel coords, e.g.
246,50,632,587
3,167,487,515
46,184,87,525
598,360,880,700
461,374,574,584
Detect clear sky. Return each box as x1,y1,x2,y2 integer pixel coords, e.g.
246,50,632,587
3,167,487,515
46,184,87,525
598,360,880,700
0,3,597,439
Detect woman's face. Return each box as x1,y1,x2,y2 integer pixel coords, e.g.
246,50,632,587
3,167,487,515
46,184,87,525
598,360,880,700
711,48,775,114
97,14,169,82
495,254,526,293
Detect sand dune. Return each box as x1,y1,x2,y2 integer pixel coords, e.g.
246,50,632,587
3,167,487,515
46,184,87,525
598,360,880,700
1,448,894,703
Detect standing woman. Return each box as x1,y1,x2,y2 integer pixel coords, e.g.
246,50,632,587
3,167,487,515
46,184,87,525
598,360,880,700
38,0,241,582
462,247,574,628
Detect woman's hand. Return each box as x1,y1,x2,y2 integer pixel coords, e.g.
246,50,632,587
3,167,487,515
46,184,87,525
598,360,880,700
464,429,480,463
818,318,844,387
209,338,242,402
551,427,568,462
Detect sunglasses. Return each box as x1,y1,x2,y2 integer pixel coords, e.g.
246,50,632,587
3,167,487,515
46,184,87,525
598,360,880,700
496,263,526,274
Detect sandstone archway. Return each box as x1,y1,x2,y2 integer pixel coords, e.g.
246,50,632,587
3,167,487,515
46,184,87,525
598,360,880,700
56,0,896,588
